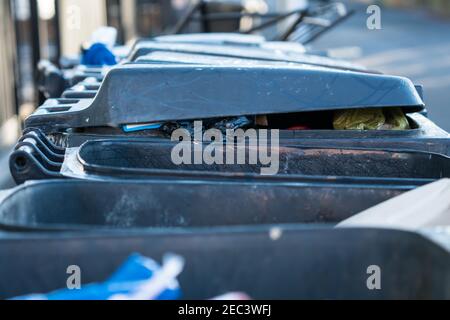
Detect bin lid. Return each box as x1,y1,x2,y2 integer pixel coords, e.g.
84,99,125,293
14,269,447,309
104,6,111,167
153,33,266,46
128,41,367,72
26,64,425,131
135,51,300,66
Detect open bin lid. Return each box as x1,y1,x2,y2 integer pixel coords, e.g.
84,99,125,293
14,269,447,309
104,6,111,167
135,51,302,66
26,63,425,132
153,33,267,46
127,41,366,71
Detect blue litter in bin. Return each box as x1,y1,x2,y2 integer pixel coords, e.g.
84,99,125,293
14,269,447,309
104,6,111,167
123,123,163,132
13,253,184,300
82,42,117,66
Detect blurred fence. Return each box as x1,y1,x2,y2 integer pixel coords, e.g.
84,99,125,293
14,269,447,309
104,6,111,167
0,1,17,127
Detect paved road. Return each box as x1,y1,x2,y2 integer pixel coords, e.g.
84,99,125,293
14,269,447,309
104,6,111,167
313,0,450,132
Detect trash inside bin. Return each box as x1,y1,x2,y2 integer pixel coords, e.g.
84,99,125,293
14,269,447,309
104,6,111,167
333,108,410,131
0,227,448,299
14,254,183,300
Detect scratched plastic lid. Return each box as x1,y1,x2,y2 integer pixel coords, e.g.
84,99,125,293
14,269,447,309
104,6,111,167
26,63,425,131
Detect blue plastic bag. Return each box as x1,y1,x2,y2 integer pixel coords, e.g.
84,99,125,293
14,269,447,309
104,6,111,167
81,42,117,66
14,254,184,300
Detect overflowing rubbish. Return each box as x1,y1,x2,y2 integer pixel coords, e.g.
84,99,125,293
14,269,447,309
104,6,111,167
14,254,184,300
154,109,410,132
158,116,253,137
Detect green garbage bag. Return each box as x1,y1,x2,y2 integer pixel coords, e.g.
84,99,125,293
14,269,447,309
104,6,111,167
333,109,386,130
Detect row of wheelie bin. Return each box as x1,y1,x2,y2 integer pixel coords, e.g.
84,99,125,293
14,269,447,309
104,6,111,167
2,32,450,299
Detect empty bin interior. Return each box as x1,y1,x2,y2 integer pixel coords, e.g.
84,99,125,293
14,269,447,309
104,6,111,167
0,181,406,230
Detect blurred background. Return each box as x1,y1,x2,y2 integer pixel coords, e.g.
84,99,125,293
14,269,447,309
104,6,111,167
1,0,450,164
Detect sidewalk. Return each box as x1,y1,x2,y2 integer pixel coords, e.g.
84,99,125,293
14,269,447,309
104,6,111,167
313,0,450,132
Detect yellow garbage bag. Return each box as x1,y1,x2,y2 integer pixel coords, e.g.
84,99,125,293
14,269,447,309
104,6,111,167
333,108,386,130
382,108,410,130
333,108,410,130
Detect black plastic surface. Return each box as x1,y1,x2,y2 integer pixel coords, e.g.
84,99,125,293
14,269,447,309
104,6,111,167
75,140,450,182
0,227,448,299
25,64,424,132
0,180,408,230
